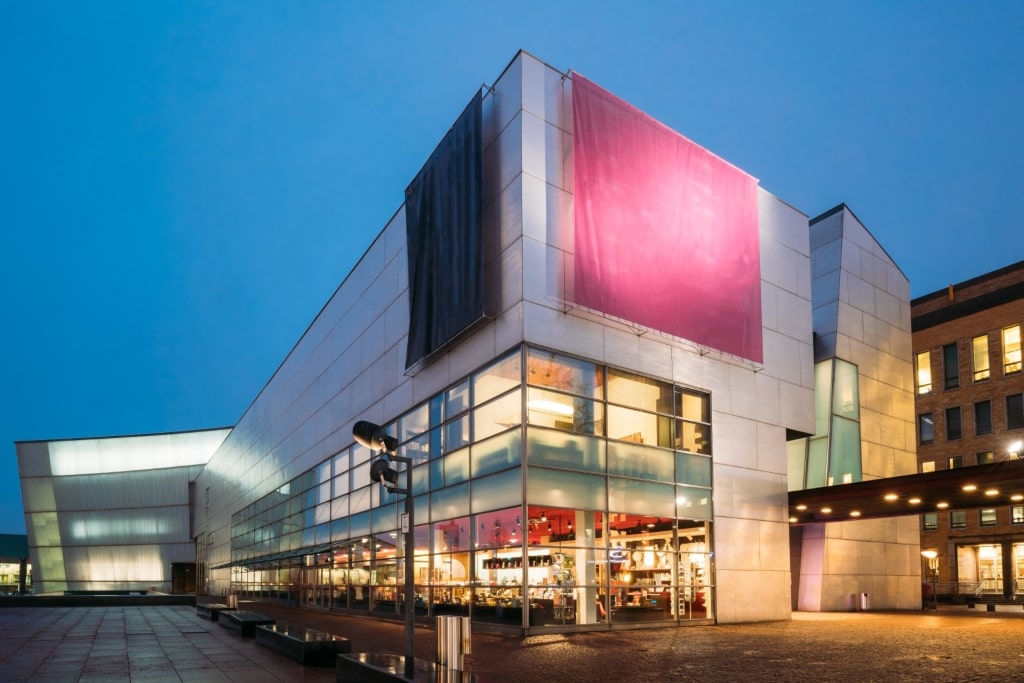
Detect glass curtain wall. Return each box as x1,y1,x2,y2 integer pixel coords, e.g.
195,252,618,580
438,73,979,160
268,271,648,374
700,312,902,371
226,345,714,630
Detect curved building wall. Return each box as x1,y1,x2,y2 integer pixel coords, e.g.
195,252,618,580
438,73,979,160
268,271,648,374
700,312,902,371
16,428,229,593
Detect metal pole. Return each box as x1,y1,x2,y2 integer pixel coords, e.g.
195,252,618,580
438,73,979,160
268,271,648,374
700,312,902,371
404,461,415,679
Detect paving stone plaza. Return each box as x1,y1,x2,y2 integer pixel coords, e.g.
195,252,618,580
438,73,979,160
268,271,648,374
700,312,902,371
2,601,1023,682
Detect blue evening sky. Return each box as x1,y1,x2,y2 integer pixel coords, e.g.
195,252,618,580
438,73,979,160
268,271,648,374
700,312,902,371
2,3,1022,534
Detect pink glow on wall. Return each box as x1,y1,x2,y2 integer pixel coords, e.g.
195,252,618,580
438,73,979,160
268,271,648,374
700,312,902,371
572,73,763,363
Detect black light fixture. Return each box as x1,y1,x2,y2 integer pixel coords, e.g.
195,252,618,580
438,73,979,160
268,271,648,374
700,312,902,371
370,459,400,491
353,420,399,452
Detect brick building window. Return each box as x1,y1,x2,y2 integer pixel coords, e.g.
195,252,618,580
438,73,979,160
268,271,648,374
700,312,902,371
921,460,935,473
922,512,938,531
1004,325,1022,375
972,335,990,381
946,406,962,440
977,451,994,465
950,510,966,529
975,401,992,436
919,413,934,444
916,351,932,394
1013,506,1024,524
1008,394,1024,431
948,455,964,469
979,508,998,526
943,343,960,389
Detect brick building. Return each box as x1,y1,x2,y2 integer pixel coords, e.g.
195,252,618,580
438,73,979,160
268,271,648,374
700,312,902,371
913,259,1024,598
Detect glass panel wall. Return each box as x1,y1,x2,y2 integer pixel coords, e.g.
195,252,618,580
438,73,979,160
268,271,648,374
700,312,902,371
225,344,715,630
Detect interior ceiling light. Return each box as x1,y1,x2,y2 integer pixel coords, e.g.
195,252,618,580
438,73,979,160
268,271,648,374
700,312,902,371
985,489,1000,496
795,504,807,511
527,399,574,417
820,507,832,514
937,502,949,509
909,498,922,504
850,511,861,517
963,484,978,492
788,516,798,523
1012,494,1024,502
884,493,898,501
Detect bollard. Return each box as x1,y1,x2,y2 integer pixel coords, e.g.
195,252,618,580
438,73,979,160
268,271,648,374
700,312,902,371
436,615,471,671
860,593,870,611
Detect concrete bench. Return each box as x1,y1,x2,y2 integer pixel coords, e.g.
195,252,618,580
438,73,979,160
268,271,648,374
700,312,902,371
218,610,275,637
255,624,351,667
195,602,234,621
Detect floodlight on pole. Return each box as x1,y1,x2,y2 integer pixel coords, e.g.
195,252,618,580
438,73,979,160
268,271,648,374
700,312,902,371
353,420,400,453
352,420,415,677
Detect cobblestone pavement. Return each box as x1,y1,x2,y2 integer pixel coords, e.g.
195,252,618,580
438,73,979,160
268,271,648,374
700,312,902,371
2,602,1024,682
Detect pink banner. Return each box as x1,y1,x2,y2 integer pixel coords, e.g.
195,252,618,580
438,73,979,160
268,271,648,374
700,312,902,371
572,74,763,363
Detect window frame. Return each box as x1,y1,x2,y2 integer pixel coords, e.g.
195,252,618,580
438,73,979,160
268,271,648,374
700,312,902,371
974,400,993,436
1012,505,1024,525
916,350,932,395
1003,325,1022,375
950,510,967,529
972,334,990,382
945,406,962,441
943,343,960,390
919,413,934,445
1007,393,1024,431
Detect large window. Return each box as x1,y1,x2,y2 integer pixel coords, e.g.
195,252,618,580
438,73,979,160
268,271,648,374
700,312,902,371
945,407,962,441
1004,325,1022,375
975,401,993,436
919,413,934,444
798,359,862,488
916,351,932,395
943,343,960,390
1008,394,1024,431
972,335,990,382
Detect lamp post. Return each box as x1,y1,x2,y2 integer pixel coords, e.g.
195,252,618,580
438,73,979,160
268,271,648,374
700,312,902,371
921,550,939,610
354,421,415,678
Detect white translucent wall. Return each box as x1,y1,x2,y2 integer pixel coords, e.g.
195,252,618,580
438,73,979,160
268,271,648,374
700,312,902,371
17,429,230,593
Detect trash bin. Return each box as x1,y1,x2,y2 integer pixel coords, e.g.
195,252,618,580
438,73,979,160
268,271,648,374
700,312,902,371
436,615,471,671
860,593,870,611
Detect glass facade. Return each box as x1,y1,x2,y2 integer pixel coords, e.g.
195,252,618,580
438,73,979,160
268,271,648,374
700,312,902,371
224,345,714,629
794,359,862,488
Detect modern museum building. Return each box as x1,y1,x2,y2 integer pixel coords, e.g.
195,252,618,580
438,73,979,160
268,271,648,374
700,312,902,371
17,51,923,632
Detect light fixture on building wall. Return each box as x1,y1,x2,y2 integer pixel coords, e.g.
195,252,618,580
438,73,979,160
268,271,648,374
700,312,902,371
921,550,939,610
1009,440,1023,459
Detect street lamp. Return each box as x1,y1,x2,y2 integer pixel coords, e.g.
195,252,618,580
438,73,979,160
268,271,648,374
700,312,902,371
353,420,415,677
921,550,939,610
